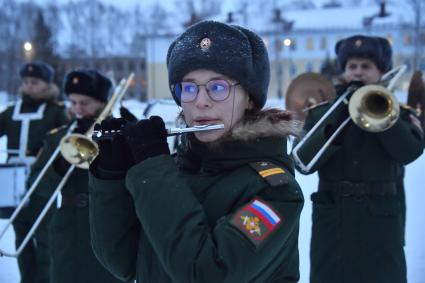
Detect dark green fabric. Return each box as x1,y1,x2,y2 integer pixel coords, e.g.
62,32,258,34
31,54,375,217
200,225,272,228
89,134,304,283
0,96,67,283
296,85,424,283
13,194,53,283
0,97,68,159
29,122,121,283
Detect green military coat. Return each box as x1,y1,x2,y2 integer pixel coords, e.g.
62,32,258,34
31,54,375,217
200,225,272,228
29,122,121,283
0,94,68,159
295,85,424,283
0,89,68,283
89,112,304,283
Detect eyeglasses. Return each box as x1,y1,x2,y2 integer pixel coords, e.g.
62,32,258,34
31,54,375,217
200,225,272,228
173,80,240,103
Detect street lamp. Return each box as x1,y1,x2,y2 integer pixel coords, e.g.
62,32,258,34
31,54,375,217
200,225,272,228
23,41,33,61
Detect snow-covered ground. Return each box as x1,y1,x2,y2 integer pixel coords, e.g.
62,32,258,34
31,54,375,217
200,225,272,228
0,95,424,282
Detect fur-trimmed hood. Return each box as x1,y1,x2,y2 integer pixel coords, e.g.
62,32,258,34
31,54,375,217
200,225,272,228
229,108,303,141
20,83,61,102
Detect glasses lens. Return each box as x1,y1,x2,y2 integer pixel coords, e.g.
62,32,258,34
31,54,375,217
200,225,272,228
206,80,230,101
179,82,198,102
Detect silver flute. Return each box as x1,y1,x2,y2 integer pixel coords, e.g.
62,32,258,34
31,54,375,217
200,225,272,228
92,124,225,140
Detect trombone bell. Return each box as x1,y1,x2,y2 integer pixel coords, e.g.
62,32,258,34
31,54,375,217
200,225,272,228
348,85,399,132
59,134,98,169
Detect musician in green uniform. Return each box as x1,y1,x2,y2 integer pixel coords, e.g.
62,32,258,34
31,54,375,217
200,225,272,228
28,69,122,283
88,20,304,283
0,61,68,283
294,35,424,283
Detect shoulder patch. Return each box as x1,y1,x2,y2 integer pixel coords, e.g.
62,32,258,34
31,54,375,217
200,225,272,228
48,125,67,135
229,198,283,248
305,100,330,112
249,161,289,187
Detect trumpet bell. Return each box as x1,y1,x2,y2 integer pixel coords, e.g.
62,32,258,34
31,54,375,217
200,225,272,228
349,85,399,132
59,134,98,169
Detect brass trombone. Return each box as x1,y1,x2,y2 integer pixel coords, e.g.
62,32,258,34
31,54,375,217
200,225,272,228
292,65,407,174
0,74,134,257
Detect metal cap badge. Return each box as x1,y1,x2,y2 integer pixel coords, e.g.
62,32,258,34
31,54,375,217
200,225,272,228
200,37,212,50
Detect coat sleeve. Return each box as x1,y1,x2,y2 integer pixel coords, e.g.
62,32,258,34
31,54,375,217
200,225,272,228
377,107,424,164
125,155,304,283
88,163,140,282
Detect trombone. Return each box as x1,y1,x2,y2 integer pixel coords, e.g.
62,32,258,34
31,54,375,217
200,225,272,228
0,74,134,257
292,65,407,174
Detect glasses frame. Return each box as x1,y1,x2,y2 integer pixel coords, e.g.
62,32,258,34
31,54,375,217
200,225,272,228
173,79,240,103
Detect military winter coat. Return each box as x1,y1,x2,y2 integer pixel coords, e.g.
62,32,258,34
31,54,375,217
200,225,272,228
295,85,424,283
0,88,68,159
28,122,121,283
89,110,304,283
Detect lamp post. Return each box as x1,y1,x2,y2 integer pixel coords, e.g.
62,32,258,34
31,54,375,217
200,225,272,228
23,41,33,62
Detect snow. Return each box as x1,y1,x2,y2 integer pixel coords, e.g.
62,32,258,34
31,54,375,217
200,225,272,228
1,95,424,282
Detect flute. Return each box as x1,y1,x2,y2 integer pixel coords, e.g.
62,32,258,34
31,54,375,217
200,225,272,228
92,124,225,140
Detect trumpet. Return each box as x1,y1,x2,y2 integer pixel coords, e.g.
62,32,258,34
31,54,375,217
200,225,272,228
292,65,406,174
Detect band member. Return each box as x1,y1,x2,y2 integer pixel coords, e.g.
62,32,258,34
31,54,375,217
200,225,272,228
294,35,424,283
0,61,68,283
27,69,122,283
88,21,304,283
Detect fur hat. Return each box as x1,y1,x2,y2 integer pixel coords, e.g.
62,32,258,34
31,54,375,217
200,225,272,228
167,20,270,109
335,35,392,73
19,61,54,83
63,69,112,102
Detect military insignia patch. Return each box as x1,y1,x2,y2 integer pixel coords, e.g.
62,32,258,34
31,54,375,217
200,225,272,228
354,39,362,48
200,37,212,50
249,161,289,187
230,198,282,248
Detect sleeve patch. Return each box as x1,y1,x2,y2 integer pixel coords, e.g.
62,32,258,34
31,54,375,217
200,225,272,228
230,198,283,248
249,161,290,187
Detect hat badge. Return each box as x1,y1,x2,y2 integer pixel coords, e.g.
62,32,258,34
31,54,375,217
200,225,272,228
200,37,212,50
28,66,33,72
354,39,362,48
72,77,79,84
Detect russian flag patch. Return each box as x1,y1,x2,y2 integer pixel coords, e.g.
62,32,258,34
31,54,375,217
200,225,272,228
230,198,283,248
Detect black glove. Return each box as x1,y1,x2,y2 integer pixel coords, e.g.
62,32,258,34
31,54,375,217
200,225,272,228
74,117,94,134
120,106,138,122
121,116,170,164
53,155,71,177
94,118,135,172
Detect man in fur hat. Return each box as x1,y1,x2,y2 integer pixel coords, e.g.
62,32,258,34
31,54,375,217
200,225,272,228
294,35,424,283
0,61,69,283
27,69,122,283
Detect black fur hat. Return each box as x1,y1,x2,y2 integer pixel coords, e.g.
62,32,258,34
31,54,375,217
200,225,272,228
19,61,54,83
335,35,392,73
63,69,112,102
167,20,270,109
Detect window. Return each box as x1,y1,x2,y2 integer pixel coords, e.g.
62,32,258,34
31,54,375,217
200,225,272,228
305,62,314,72
320,37,327,50
289,62,297,77
306,38,314,50
404,33,412,46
